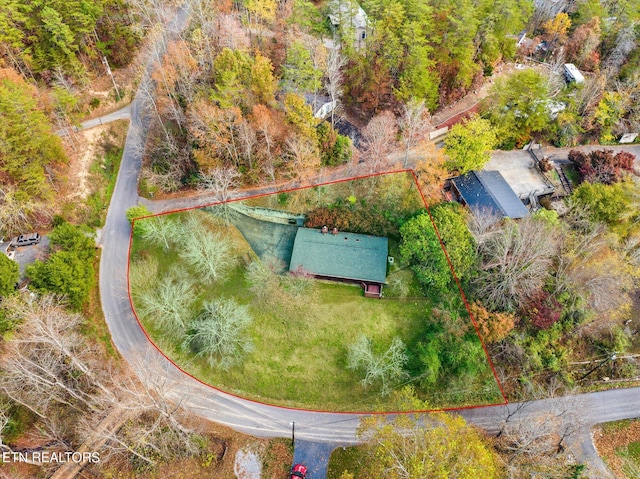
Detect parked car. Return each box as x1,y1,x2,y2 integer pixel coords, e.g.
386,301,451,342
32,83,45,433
11,232,40,247
290,464,308,479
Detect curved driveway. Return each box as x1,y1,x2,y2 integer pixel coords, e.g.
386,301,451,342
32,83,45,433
99,3,640,475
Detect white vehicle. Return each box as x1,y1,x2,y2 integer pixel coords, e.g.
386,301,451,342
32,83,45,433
11,232,41,247
564,63,585,84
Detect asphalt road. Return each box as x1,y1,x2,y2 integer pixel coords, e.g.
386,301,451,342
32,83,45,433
97,4,640,476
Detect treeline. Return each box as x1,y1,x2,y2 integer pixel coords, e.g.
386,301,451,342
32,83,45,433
342,0,533,112
140,1,356,195
0,0,140,80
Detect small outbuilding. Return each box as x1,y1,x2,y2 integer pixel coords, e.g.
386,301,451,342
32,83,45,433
450,170,530,219
288,227,388,298
564,63,585,84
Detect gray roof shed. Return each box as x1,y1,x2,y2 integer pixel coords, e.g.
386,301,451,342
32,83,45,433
451,170,530,219
288,227,388,284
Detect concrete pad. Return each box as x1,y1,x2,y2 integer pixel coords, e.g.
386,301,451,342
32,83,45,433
485,150,551,198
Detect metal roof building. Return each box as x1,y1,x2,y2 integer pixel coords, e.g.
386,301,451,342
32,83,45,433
288,227,388,285
451,170,530,219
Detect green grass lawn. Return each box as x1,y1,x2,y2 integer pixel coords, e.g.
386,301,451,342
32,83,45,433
138,256,432,410
130,179,504,411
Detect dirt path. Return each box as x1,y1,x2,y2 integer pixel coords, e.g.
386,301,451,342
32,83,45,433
64,125,111,201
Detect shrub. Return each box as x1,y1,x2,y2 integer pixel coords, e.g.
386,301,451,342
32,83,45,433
126,205,153,225
468,301,516,343
569,148,636,184
523,291,563,330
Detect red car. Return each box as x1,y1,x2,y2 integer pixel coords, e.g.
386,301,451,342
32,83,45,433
290,464,308,479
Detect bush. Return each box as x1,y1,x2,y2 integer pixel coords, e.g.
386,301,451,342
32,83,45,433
317,121,352,166
468,301,516,343
0,254,19,297
305,206,398,237
522,291,563,330
25,222,96,310
126,205,153,225
569,148,635,184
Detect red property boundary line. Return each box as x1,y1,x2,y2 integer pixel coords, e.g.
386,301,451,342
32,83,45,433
127,169,508,415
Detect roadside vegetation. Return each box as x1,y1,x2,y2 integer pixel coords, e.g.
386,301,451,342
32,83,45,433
475,150,640,401
595,419,640,479
130,173,504,410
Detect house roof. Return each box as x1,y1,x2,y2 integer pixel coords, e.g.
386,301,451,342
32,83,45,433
328,1,368,30
451,170,530,219
289,227,388,283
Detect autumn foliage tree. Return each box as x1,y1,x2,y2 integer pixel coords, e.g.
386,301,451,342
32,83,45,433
468,301,517,343
360,111,397,172
354,388,502,478
568,148,635,184
522,291,563,330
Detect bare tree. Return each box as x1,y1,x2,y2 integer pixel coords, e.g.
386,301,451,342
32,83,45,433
198,166,241,204
81,354,203,469
0,296,114,418
182,298,253,368
496,394,588,479
245,255,282,301
474,217,559,311
198,166,241,225
361,111,398,173
604,24,638,78
325,47,347,127
347,335,408,395
0,185,49,237
134,269,195,337
237,119,257,170
179,227,235,284
398,99,431,168
137,215,181,251
285,134,321,181
129,256,160,294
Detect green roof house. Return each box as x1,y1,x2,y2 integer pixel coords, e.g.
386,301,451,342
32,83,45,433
288,227,388,298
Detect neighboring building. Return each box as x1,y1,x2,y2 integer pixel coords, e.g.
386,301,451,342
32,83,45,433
304,93,337,120
288,227,388,298
564,63,585,84
450,170,530,219
328,0,369,50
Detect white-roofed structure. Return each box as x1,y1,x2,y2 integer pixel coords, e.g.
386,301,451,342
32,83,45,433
564,63,585,84
328,0,370,50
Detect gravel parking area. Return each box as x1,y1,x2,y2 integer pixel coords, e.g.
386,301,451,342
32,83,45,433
12,236,50,278
485,150,551,198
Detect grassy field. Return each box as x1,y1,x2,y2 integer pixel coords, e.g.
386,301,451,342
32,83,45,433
130,177,504,411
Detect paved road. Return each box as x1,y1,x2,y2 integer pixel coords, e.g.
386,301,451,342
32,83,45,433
76,103,131,131
293,440,340,479
96,4,640,477
55,104,131,137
